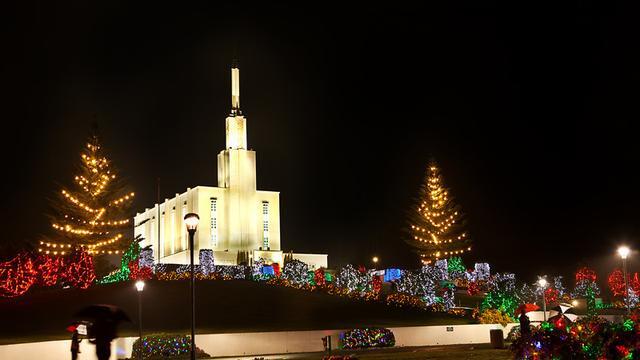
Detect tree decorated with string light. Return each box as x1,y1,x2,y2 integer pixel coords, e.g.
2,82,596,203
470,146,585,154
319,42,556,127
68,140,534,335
408,160,471,265
40,133,135,256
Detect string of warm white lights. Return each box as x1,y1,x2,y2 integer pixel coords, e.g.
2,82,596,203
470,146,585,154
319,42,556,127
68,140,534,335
86,233,123,249
110,192,135,206
37,241,122,255
408,162,472,264
61,190,98,213
49,137,134,254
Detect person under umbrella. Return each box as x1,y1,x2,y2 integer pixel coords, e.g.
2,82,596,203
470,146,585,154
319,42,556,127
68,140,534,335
70,328,81,360
515,303,538,336
519,308,531,336
75,304,131,360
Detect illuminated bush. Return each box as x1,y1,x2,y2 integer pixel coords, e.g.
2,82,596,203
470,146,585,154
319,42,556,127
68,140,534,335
340,327,395,349
131,333,210,359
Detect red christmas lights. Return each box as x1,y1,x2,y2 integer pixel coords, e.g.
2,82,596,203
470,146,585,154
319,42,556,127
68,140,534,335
372,275,382,295
35,255,65,287
314,268,327,287
62,250,96,289
576,267,597,283
608,269,626,297
0,253,38,297
467,281,479,296
128,261,153,281
544,287,559,303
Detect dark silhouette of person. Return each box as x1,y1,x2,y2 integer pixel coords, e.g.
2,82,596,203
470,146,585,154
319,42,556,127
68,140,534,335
89,317,117,360
70,329,81,360
519,308,531,336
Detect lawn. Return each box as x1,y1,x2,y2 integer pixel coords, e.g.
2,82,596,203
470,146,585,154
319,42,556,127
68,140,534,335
0,280,473,344
211,344,512,359
313,344,512,360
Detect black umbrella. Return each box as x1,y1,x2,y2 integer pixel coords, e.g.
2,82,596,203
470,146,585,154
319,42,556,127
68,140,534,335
74,304,131,322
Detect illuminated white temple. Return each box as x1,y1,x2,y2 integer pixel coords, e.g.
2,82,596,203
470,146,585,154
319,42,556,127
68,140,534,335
134,63,327,269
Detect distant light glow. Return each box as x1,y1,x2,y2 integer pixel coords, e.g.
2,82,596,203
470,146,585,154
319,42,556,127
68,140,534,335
618,246,630,259
135,280,145,292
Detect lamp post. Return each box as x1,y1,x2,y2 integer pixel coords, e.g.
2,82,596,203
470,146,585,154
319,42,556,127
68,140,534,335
618,246,631,315
372,256,379,267
135,280,145,360
538,278,548,322
184,213,199,360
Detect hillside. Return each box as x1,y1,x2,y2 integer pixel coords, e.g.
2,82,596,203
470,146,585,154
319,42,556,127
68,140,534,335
0,280,472,344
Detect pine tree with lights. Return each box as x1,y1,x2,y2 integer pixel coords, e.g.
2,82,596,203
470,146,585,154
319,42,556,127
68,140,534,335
407,160,471,265
41,132,135,256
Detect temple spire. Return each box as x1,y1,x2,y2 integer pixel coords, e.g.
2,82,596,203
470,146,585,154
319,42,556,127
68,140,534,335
231,61,241,115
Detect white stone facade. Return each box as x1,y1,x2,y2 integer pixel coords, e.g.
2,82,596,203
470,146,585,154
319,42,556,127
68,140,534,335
134,64,327,269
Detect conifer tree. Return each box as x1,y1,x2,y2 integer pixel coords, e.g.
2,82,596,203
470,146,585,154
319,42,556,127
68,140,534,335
407,160,472,265
40,132,134,255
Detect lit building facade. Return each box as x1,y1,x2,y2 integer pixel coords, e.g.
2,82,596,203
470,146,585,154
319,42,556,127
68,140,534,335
134,64,327,269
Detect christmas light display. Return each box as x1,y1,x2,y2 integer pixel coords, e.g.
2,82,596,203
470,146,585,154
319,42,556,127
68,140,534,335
199,250,214,276
98,238,147,284
407,161,472,264
572,267,600,314
394,267,439,305
434,259,449,281
478,309,513,327
626,288,639,309
482,273,518,317
35,255,65,287
474,263,491,281
383,268,401,282
282,259,309,286
632,273,640,294
465,269,477,282
441,284,455,311
0,253,38,297
608,269,626,297
139,248,154,269
385,292,426,309
154,263,167,274
64,249,96,289
553,276,567,298
467,280,479,296
510,315,640,359
45,133,135,254
132,334,209,359
261,265,275,276
372,275,382,296
544,287,560,304
447,256,465,279
128,261,153,281
336,264,360,292
517,283,537,304
313,268,327,287
339,328,395,349
252,259,266,279
217,265,247,280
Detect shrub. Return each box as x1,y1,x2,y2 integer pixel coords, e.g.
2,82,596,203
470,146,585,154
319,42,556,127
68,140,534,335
340,327,395,349
131,333,210,359
478,308,514,327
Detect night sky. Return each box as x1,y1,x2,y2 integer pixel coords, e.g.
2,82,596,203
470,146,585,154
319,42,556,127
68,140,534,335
2,3,640,283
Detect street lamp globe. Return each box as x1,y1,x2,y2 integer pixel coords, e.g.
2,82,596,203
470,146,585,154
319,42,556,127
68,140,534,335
372,256,379,264
537,278,548,289
618,246,630,259
135,280,145,292
184,213,200,231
